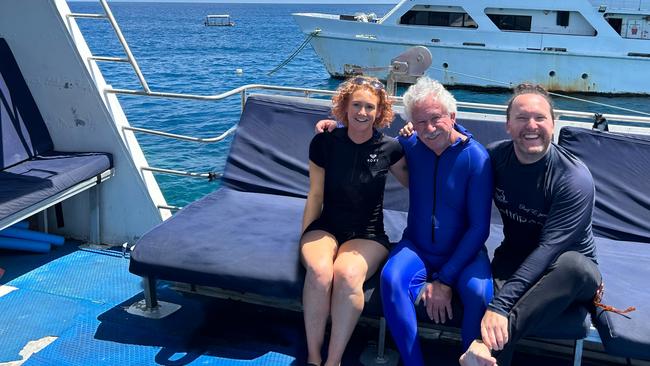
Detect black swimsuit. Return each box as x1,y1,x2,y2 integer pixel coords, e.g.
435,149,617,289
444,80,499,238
303,127,404,248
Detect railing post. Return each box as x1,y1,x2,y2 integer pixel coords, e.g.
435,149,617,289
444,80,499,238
98,0,151,93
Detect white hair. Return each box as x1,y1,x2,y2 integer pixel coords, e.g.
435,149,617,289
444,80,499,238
402,76,457,121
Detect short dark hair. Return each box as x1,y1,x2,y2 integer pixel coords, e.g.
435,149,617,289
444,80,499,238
506,83,555,121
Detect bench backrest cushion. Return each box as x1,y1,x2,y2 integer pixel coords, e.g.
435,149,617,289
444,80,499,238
221,94,409,212
0,38,54,170
222,94,509,213
558,127,650,243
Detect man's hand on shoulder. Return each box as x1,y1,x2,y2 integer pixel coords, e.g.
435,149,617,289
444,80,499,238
422,280,453,324
459,340,498,366
315,119,337,133
399,121,414,137
481,309,509,351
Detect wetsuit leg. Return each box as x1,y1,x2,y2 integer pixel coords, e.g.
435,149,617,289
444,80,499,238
454,249,493,351
380,240,428,366
494,251,601,366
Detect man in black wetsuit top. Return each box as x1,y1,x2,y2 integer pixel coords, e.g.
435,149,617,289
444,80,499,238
460,84,602,366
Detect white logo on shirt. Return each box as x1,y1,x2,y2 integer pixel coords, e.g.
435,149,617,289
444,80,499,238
367,153,379,163
495,188,508,204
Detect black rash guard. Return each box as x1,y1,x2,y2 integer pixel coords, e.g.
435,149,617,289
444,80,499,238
487,141,597,316
306,127,404,245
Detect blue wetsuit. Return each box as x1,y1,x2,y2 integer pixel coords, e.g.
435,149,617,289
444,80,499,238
380,124,494,365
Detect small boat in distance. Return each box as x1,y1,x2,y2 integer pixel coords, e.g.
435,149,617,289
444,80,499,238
204,14,234,27
293,0,650,94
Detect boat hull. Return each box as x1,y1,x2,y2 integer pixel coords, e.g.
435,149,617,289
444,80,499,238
294,15,650,94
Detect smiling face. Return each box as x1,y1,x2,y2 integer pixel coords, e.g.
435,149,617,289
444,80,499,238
506,93,555,164
346,88,380,131
411,95,457,155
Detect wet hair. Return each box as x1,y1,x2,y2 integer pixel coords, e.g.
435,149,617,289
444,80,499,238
402,76,457,121
331,76,394,128
506,83,555,121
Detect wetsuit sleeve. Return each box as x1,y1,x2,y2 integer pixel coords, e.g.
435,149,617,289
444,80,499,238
488,167,595,316
309,133,327,168
438,146,493,286
387,139,405,165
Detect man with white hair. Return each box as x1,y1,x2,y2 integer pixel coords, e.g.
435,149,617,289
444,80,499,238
379,77,494,366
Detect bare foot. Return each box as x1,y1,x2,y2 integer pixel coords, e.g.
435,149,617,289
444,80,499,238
459,340,497,366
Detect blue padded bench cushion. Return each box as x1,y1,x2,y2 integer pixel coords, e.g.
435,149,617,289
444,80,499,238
1,37,113,225
129,187,407,315
0,151,113,222
592,236,650,359
558,127,650,243
559,127,650,359
1,38,53,170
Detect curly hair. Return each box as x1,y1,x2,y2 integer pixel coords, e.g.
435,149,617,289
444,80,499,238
330,76,394,129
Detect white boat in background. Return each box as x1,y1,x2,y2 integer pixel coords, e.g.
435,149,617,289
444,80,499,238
293,0,650,94
204,14,234,27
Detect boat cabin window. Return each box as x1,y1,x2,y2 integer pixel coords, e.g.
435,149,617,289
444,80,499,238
604,14,650,39
400,9,477,28
556,11,570,27
486,9,596,35
486,14,532,31
607,17,623,34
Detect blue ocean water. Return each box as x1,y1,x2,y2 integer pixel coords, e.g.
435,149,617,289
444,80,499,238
68,1,650,206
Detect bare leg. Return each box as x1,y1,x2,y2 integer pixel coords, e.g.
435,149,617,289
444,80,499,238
301,230,338,365
325,239,388,366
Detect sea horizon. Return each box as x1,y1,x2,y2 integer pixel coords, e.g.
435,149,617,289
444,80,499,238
69,0,398,4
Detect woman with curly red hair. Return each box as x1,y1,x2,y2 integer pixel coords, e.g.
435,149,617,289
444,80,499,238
300,76,408,366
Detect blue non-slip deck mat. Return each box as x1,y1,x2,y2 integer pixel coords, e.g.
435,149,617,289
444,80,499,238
0,287,99,363
9,249,141,305
1,249,144,362
28,287,304,366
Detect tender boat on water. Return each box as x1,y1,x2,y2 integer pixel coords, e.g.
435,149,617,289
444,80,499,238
204,14,234,27
2,1,650,365
293,0,650,94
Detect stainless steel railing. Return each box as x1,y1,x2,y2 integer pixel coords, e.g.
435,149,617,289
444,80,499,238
66,0,650,211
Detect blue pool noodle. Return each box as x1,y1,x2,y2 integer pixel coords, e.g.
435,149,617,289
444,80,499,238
0,227,65,246
11,221,29,229
0,237,51,253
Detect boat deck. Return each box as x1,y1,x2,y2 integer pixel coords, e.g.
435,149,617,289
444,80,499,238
0,242,628,366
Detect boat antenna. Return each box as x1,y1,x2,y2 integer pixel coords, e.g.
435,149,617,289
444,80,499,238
268,29,320,76
429,66,650,117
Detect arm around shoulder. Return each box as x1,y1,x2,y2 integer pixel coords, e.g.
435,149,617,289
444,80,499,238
302,161,325,232
389,156,409,187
